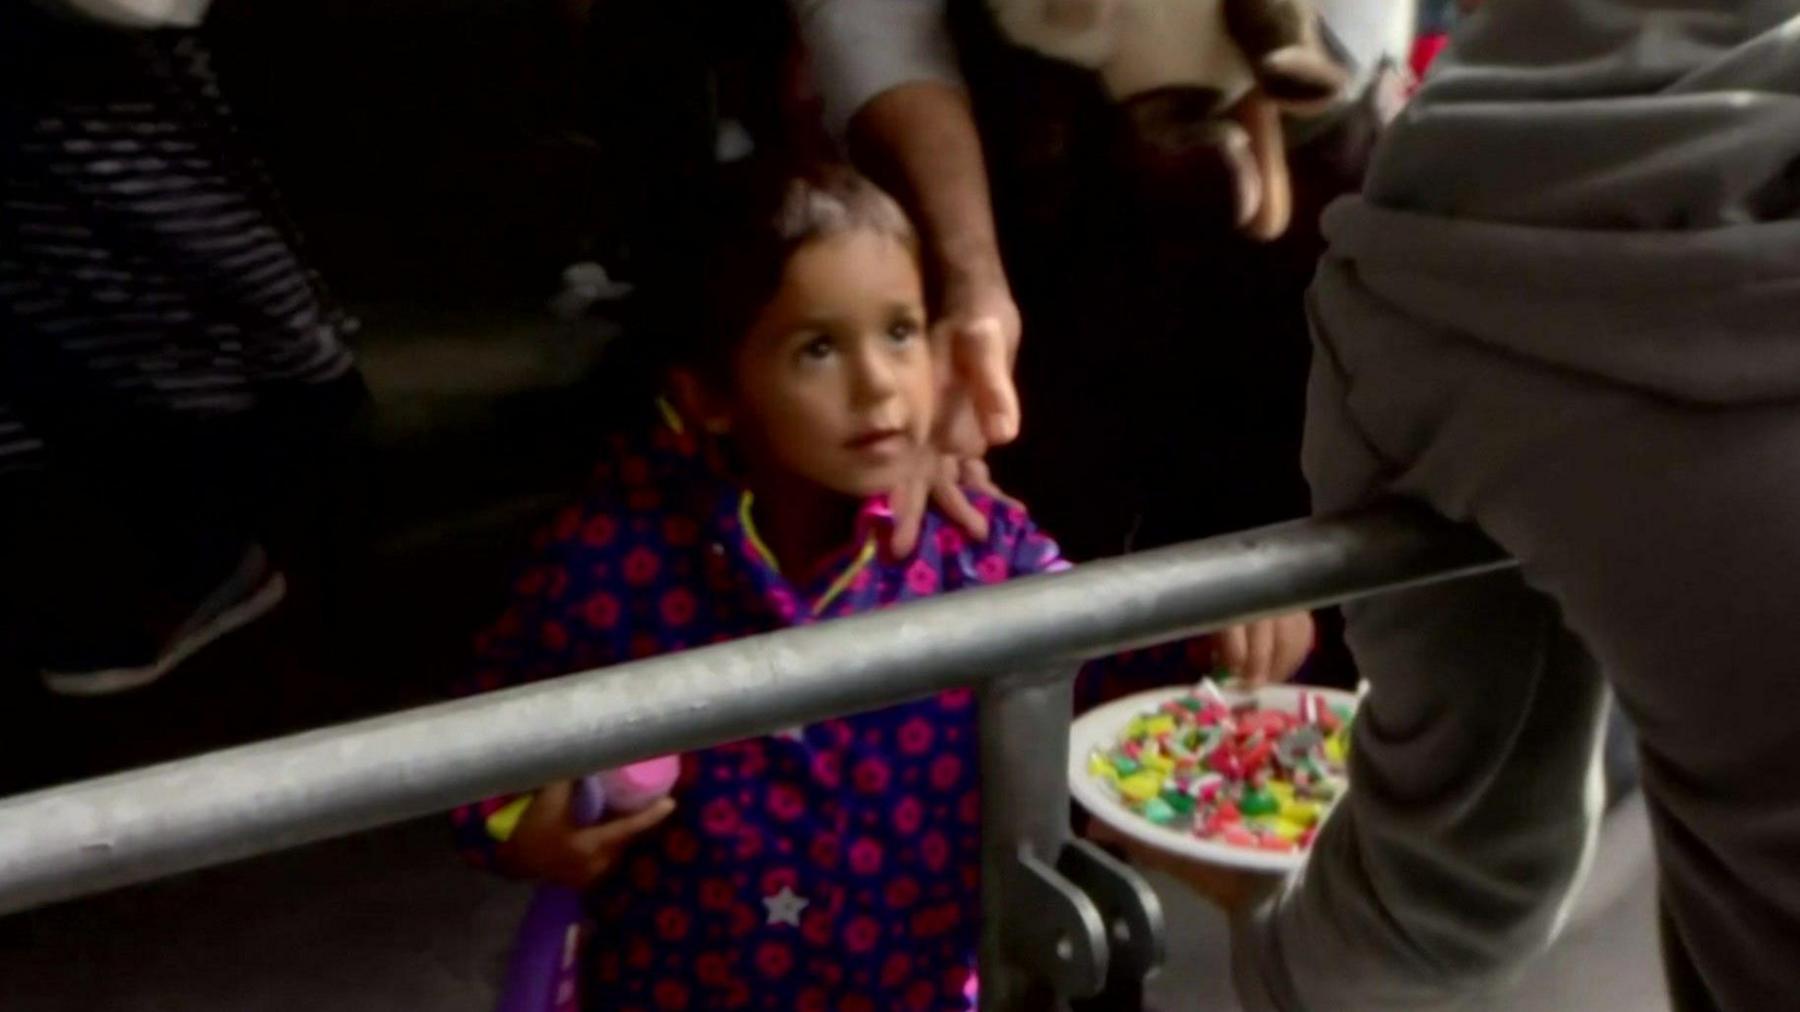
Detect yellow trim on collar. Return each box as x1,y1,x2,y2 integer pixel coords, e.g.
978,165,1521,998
738,492,781,573
813,537,878,616
738,491,878,617
484,794,534,844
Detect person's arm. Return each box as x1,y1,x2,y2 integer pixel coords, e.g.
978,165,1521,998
850,81,1022,453
37,0,209,28
449,512,596,869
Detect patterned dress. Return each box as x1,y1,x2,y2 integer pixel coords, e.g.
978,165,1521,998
454,418,1201,1010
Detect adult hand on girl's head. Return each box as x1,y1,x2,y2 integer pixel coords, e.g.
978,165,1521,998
886,271,1025,558
886,453,1023,558
936,266,1023,452
1215,612,1316,687
497,781,676,891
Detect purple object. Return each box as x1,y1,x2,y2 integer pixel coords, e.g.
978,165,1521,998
494,758,679,1012
570,776,608,827
494,887,588,1012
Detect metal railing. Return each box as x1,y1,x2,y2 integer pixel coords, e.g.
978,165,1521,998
0,503,1510,1009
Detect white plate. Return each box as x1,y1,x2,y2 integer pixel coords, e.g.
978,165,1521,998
1069,683,1359,873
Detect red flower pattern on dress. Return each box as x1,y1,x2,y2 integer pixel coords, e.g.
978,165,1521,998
929,754,963,791
581,591,620,629
905,558,939,595
801,908,835,947
847,837,884,876
808,832,841,870
656,906,691,942
699,878,736,911
651,979,689,1009
581,513,617,547
694,950,732,986
852,758,890,794
892,796,923,836
921,831,950,872
660,587,697,627
975,554,1008,584
749,942,788,980
766,782,804,821
701,797,740,836
897,717,934,755
809,750,842,788
884,875,920,910
843,915,882,954
663,515,699,547
551,506,584,541
624,546,661,586
454,425,1220,1009
664,826,701,863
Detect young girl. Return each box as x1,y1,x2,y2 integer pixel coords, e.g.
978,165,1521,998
454,166,1313,1010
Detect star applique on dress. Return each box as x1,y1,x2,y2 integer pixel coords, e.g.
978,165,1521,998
762,885,809,927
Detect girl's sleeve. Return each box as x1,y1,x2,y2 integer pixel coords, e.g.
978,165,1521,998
450,500,626,870
989,499,1072,578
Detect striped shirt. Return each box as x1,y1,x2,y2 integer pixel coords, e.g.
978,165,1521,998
1,14,354,474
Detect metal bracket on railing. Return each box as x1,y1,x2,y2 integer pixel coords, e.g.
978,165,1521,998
979,666,1168,1010
1060,837,1166,984
1004,846,1111,996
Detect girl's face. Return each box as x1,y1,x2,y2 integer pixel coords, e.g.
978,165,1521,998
716,230,936,499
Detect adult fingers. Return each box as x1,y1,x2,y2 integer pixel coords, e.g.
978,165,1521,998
1234,91,1293,242
958,458,1022,510
1270,613,1316,684
1216,625,1250,679
934,389,990,460
932,455,991,541
1245,619,1278,687
952,315,1022,447
886,462,931,558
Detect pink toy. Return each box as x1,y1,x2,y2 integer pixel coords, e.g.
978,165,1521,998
573,755,682,823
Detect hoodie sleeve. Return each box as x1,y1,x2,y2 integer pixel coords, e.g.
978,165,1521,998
789,0,964,134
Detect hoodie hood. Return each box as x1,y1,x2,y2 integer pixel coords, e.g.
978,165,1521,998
1314,0,1800,404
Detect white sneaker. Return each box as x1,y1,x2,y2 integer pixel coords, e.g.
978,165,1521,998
41,546,288,697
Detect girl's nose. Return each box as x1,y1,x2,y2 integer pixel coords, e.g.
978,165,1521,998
848,345,899,404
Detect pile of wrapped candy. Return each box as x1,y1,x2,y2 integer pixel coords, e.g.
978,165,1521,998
1087,680,1353,853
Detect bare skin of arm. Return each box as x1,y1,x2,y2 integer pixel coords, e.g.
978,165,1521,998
847,80,1024,552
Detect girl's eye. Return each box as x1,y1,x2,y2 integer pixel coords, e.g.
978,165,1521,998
798,335,834,361
888,319,920,343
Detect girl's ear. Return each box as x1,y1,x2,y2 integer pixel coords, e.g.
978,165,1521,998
668,368,733,436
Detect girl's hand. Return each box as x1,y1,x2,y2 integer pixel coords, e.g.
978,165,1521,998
1215,612,1316,687
496,781,676,891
